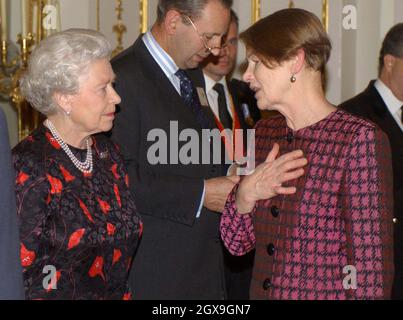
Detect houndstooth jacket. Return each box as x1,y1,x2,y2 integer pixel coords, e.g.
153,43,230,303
220,109,394,300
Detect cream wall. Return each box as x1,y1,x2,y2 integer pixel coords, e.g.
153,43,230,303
2,0,403,147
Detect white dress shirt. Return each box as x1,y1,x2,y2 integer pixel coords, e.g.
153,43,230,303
203,74,234,121
375,79,403,131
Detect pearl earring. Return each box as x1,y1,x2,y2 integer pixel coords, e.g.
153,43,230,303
66,110,71,116
290,75,296,83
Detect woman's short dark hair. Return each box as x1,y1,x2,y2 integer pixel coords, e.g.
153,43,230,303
240,8,332,74
157,0,233,23
379,23,403,75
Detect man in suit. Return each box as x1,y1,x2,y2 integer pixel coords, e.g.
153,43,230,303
0,107,24,299
111,0,308,299
195,10,257,299
340,23,403,300
200,10,260,129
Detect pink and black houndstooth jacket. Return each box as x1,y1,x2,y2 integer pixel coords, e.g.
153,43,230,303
220,109,394,300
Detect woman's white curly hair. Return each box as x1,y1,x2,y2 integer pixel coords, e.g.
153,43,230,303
20,28,112,115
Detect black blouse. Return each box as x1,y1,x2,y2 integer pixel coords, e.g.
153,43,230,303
12,124,142,300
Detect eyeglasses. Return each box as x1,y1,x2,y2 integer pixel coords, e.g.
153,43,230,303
183,14,224,54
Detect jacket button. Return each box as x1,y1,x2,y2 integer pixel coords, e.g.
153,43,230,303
271,206,280,218
267,243,275,256
263,278,272,290
286,132,294,143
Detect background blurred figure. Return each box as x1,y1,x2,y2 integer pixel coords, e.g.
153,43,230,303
14,29,142,300
0,107,24,300
200,10,260,129
221,8,394,300
195,10,258,300
340,23,403,300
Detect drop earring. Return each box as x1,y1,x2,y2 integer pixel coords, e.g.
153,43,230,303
290,74,296,83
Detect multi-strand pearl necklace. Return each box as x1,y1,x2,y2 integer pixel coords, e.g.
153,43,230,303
46,119,93,174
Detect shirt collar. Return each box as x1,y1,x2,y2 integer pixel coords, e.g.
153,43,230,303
375,79,403,115
203,73,228,93
142,31,179,79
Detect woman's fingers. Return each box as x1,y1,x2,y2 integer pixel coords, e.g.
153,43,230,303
265,143,280,163
278,168,305,184
279,158,308,173
273,186,297,195
275,149,305,167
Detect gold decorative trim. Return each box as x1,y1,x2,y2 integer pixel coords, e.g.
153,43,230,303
112,0,127,57
289,1,295,8
140,0,148,34
252,0,261,23
322,0,329,32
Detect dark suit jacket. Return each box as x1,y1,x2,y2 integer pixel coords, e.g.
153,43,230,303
187,70,257,299
0,108,24,300
228,78,261,127
111,37,227,299
340,80,403,299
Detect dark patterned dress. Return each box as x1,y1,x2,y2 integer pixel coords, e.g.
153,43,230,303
12,124,143,300
221,110,395,300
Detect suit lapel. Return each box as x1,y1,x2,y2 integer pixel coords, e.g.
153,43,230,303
133,39,206,130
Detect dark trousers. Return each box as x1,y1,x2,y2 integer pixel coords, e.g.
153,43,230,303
223,249,255,300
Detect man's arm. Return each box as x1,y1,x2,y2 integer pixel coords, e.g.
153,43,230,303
111,69,230,226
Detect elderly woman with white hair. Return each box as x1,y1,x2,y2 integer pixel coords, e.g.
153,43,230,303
12,29,142,300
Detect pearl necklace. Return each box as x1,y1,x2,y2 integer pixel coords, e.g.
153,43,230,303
46,119,93,174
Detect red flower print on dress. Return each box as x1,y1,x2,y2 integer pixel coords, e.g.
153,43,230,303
83,172,92,178
47,174,63,194
125,174,129,187
46,193,51,205
139,222,143,237
114,184,122,208
45,132,61,150
67,228,86,250
88,256,105,281
59,165,75,182
97,198,111,215
78,198,95,223
21,243,36,267
111,164,120,180
123,292,132,300
107,223,116,236
112,249,122,265
16,172,29,185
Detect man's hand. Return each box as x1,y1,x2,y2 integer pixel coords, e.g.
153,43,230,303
236,143,308,214
204,175,240,213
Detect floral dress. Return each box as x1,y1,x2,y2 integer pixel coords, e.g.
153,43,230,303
13,124,143,300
